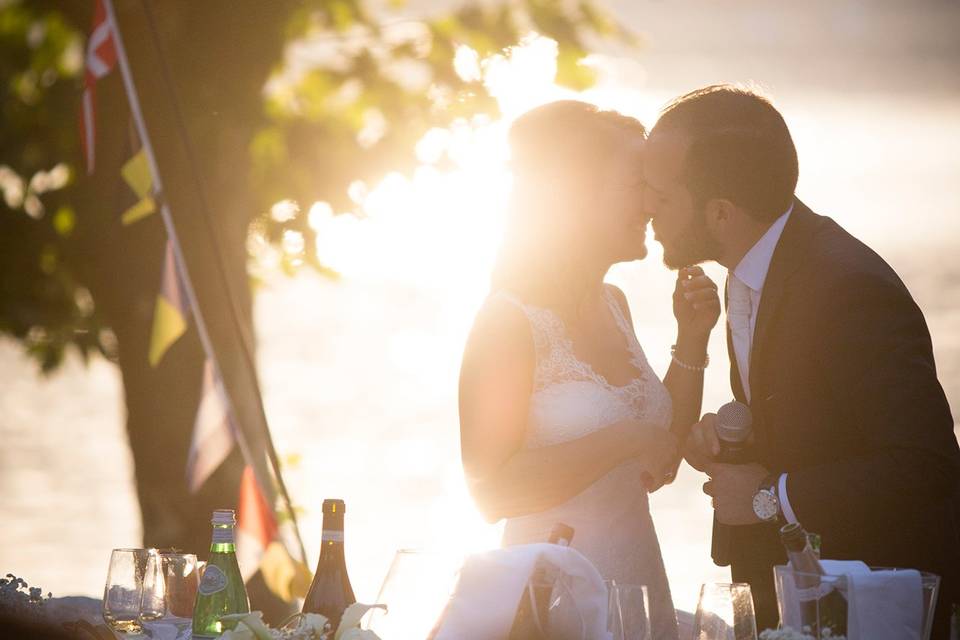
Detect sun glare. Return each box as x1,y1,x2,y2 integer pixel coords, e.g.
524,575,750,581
271,33,690,598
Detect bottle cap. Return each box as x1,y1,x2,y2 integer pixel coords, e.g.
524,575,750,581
322,499,346,514
548,523,575,546
212,509,236,526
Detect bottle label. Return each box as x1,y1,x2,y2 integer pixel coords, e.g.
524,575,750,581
321,530,344,543
198,564,228,596
212,526,235,544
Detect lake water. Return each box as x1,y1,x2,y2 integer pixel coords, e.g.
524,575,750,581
2,0,959,617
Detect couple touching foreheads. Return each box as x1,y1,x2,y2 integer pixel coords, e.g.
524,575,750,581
458,85,960,638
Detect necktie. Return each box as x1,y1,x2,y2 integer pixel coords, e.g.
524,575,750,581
727,275,754,403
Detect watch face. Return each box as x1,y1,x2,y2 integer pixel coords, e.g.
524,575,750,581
752,489,779,521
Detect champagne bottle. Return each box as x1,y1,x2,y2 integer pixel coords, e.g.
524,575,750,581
192,509,250,639
508,523,575,640
302,499,356,630
779,522,847,636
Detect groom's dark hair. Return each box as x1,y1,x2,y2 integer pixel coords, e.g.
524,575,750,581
653,84,798,222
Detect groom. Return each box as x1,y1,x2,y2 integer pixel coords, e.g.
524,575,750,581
643,85,960,636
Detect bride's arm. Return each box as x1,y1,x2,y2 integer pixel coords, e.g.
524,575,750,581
662,267,719,439
459,297,675,523
606,277,716,442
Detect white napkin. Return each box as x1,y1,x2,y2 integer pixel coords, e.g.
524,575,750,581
778,561,868,632
430,543,608,640
845,568,923,640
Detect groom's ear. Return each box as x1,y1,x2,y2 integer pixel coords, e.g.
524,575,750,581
704,198,736,234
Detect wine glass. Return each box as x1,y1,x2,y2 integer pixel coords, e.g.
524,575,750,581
102,548,154,634
693,583,757,640
139,552,200,637
365,549,461,639
606,581,652,640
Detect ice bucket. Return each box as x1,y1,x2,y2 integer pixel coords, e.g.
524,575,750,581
773,565,940,640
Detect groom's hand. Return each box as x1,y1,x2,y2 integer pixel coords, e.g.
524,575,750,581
682,413,721,471
702,462,769,526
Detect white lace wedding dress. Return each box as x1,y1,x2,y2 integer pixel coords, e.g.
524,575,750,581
495,286,680,640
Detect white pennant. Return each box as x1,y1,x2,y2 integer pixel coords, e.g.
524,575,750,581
186,358,235,493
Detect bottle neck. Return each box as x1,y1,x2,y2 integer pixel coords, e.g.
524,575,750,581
210,524,236,553
319,512,345,561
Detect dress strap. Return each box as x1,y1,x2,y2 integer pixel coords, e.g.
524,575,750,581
490,289,526,311
602,285,634,337
488,290,557,368
602,285,650,370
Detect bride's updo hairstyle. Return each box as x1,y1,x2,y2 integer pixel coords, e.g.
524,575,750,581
491,100,646,309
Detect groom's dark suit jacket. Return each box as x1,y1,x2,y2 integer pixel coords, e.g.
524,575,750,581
714,199,960,635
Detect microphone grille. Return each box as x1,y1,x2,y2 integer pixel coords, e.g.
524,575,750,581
715,401,753,443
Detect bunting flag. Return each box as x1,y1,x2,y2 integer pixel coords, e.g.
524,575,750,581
93,0,309,601
120,146,157,225
186,367,309,599
148,240,189,367
79,0,118,174
236,465,312,601
185,359,235,493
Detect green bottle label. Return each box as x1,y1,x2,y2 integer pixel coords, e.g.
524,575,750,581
198,564,228,595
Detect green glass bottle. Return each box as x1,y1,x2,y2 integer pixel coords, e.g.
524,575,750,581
192,509,250,638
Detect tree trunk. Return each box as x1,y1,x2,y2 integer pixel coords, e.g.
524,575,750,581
73,1,296,621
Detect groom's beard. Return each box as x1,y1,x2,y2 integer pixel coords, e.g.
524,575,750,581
662,211,721,270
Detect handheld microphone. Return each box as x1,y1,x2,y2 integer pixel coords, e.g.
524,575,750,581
714,401,752,464
710,401,754,567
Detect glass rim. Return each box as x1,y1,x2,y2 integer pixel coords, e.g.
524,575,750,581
110,547,155,554
774,565,941,584
607,583,650,591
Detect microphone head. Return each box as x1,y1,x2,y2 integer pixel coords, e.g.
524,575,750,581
715,400,753,444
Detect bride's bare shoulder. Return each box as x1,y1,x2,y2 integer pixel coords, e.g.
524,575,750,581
466,292,533,349
461,292,535,373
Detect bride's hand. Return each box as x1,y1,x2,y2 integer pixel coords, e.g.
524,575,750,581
673,266,721,339
631,425,680,492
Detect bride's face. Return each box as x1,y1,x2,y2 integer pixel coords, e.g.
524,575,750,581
585,138,650,265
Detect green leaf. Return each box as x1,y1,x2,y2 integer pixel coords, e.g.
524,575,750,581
554,45,596,90
51,205,74,237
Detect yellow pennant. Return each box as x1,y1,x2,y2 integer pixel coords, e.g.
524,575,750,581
121,150,156,225
148,293,187,367
260,540,312,602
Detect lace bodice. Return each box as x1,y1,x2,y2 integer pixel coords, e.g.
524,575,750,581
494,287,673,447
494,286,679,639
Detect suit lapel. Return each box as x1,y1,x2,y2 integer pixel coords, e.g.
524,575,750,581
748,199,821,400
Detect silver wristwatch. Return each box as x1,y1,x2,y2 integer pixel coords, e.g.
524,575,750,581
752,475,781,522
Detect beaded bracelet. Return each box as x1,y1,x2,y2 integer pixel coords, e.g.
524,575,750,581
670,344,709,371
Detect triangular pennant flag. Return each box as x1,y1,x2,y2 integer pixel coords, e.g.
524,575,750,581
79,0,118,174
120,148,156,225
186,358,235,493
236,465,311,601
148,240,189,367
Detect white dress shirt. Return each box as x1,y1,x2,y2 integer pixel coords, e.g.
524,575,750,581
726,203,799,523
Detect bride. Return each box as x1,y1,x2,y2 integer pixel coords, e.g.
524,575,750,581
458,100,720,638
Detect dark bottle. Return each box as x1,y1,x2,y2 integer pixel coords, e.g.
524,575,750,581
302,499,356,630
779,522,847,636
508,523,575,640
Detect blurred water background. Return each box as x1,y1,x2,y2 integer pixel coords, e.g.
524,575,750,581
2,0,958,614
